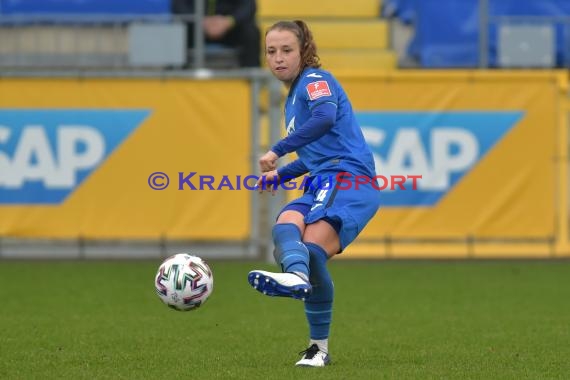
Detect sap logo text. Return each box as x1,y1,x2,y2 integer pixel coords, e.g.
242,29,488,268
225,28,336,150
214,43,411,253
363,127,476,191
0,126,104,188
358,112,523,207
0,110,149,204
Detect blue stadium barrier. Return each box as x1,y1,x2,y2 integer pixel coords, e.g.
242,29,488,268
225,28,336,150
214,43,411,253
490,1,570,17
0,0,170,14
0,0,172,26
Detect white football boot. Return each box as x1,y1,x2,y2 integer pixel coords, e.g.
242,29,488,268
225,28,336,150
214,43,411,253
248,270,312,300
295,344,331,367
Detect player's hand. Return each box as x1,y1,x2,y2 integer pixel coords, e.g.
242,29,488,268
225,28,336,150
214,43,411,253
259,150,278,172
255,170,279,195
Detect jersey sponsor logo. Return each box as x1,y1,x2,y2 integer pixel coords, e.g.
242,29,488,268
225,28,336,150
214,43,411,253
0,109,149,204
306,73,323,78
357,111,523,207
306,81,331,101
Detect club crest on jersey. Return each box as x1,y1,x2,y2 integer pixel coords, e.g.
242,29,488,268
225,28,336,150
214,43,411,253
306,81,331,100
286,116,296,135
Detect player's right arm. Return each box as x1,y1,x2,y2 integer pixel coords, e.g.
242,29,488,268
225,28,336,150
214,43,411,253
255,159,308,194
277,159,309,180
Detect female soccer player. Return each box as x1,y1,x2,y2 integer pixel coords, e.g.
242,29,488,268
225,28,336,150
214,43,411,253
248,20,381,367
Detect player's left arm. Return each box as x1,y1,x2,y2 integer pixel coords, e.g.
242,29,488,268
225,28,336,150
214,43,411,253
270,101,337,157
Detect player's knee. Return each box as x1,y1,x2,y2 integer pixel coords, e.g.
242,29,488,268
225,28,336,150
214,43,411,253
303,222,340,256
275,212,305,233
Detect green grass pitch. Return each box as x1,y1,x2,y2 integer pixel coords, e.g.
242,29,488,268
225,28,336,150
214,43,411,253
0,259,569,379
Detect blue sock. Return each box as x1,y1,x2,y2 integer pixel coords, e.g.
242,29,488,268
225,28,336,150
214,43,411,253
272,223,309,279
304,242,334,340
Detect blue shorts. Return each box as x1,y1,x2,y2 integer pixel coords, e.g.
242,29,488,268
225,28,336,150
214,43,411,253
279,172,381,252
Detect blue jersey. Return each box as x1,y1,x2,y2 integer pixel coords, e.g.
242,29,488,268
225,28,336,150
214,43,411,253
284,67,376,178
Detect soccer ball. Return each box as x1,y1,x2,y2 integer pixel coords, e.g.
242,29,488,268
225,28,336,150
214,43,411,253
154,253,214,311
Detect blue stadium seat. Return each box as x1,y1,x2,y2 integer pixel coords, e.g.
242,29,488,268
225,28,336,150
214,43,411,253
487,0,570,67
415,0,479,68
381,0,416,25
387,0,570,68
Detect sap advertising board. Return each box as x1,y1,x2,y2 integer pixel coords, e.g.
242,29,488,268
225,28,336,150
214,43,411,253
0,110,521,206
358,112,523,207
0,110,150,204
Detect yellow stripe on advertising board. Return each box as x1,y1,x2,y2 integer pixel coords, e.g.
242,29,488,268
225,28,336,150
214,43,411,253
0,79,251,240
